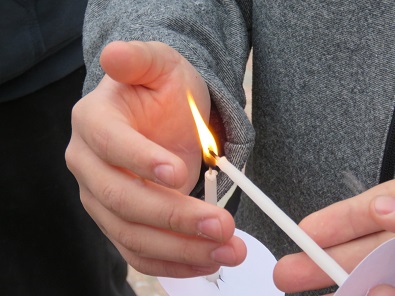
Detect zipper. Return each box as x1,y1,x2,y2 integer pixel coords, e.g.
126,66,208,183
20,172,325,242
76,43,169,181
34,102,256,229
379,106,395,183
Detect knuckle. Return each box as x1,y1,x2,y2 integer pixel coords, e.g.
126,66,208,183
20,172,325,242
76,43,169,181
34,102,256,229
64,139,81,175
166,204,182,232
73,99,112,162
91,125,111,161
70,102,83,124
101,183,127,213
179,241,194,264
64,145,75,172
346,204,360,238
118,230,143,255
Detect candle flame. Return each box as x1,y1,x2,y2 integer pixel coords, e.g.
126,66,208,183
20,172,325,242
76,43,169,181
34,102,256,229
187,90,218,167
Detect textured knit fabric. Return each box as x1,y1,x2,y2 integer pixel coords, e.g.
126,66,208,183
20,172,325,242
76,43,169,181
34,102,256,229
83,1,395,295
236,3,395,295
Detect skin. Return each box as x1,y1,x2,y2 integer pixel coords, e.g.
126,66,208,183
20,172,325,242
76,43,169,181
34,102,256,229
273,181,395,295
67,40,395,293
369,285,395,296
65,41,247,278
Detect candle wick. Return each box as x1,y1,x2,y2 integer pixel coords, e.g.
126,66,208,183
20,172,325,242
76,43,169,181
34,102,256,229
209,167,213,174
208,148,219,160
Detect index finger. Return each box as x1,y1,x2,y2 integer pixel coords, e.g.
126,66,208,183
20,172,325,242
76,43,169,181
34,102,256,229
69,138,235,243
70,92,197,190
299,180,395,248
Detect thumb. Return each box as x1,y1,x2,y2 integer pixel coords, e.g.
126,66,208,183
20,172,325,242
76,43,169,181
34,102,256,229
368,284,395,296
100,40,180,89
371,195,395,233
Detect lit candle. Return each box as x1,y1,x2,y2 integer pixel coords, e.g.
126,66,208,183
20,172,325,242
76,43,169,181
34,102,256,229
187,91,348,287
187,90,219,205
187,91,222,284
213,154,349,287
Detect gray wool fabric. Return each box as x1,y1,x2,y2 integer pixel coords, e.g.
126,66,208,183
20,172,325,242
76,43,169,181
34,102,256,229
83,1,395,295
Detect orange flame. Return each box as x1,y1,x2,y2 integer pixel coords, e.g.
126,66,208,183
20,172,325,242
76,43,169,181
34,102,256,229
187,90,218,167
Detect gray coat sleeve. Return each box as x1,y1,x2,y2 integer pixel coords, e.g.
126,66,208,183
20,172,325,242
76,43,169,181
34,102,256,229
82,0,255,199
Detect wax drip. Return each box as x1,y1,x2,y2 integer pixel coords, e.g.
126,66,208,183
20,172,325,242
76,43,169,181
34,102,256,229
205,268,224,289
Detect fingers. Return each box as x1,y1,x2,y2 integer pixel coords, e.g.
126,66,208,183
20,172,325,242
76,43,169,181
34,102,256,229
82,187,246,271
69,138,247,276
100,41,180,89
298,180,395,248
273,180,395,294
67,130,246,278
115,238,246,278
68,140,234,242
115,242,221,278
274,231,395,293
116,231,247,277
69,96,191,190
368,284,395,296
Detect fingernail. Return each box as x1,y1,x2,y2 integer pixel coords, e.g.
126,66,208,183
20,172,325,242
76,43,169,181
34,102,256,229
210,245,236,265
154,164,175,187
197,218,222,241
374,196,395,215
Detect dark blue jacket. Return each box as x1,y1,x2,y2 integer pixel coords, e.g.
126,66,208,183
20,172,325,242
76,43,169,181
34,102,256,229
0,0,88,102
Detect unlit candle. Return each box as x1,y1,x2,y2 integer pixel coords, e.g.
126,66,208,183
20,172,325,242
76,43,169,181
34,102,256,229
203,168,222,285
204,169,218,205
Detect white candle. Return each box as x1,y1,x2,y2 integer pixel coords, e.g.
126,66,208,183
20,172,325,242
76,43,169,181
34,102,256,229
205,168,218,205
204,168,222,285
215,156,349,287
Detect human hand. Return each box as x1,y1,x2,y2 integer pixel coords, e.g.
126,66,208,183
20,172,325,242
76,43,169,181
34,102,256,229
368,285,395,296
66,41,246,277
273,180,395,294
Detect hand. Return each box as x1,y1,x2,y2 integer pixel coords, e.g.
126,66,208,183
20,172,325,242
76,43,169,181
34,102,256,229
273,180,395,294
368,285,395,296
66,41,246,277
